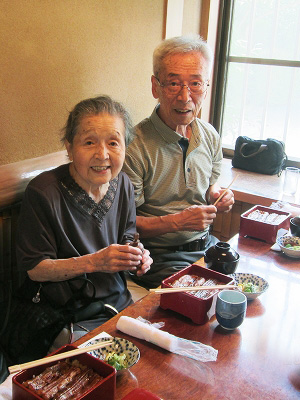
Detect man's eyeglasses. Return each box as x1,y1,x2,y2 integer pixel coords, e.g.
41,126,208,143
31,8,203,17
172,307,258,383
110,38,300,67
154,76,209,95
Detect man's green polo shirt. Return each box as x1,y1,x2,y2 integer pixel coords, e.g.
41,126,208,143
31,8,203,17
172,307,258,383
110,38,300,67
123,105,222,249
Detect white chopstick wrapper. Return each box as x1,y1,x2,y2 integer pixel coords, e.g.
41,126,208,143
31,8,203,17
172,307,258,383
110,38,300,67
116,316,217,362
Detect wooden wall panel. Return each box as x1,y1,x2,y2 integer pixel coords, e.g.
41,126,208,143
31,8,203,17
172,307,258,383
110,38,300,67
212,201,253,242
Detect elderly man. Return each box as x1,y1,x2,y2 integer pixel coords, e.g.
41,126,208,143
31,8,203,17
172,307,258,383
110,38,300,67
123,35,234,291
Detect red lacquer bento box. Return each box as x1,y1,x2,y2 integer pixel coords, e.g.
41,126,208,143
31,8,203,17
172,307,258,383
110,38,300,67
159,264,234,324
12,344,116,400
121,388,162,399
239,205,290,244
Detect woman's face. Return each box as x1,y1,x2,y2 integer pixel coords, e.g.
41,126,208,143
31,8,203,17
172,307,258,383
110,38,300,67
65,113,126,197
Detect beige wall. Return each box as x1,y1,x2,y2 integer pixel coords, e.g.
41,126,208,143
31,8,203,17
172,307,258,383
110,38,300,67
0,0,165,165
182,0,201,35
0,0,206,166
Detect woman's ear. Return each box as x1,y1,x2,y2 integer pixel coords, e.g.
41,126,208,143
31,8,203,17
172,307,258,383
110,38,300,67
65,140,73,161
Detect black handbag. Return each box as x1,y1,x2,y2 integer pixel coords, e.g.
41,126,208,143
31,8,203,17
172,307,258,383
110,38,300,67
0,277,116,366
0,292,69,365
232,136,287,176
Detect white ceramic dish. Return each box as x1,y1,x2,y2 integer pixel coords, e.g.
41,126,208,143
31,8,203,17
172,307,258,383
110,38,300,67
230,273,269,301
276,235,300,259
87,337,140,373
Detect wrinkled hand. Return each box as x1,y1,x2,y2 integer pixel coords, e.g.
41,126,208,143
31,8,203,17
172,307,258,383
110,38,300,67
91,244,152,276
127,240,152,276
134,245,152,277
210,189,234,212
91,244,144,273
173,204,217,232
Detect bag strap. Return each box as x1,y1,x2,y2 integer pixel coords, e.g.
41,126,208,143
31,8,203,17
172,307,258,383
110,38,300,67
66,276,96,304
239,143,268,158
64,276,97,318
65,276,118,322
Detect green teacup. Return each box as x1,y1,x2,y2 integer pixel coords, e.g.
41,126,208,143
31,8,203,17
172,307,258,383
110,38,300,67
216,290,247,330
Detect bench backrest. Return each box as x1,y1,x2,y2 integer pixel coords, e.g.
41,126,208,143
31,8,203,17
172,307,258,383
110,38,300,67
0,151,67,294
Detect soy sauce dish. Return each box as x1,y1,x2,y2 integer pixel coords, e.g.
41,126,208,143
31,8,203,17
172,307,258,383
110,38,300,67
230,273,269,301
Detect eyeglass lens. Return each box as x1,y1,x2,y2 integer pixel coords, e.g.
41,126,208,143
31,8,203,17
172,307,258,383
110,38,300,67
166,83,207,94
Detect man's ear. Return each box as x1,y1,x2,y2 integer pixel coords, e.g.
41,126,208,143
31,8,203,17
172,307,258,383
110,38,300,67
203,80,210,101
203,91,208,101
151,75,160,99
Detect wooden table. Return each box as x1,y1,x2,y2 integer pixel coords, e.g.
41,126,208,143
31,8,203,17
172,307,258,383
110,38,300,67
220,158,300,206
76,235,300,399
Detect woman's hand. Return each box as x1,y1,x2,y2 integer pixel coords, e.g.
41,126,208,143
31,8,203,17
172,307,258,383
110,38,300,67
28,244,152,282
91,244,152,275
135,246,152,277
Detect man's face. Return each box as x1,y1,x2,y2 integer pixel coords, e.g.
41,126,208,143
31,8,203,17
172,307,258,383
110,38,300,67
152,51,210,132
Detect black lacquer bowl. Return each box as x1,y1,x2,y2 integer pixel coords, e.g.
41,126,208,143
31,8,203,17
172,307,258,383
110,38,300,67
204,241,240,275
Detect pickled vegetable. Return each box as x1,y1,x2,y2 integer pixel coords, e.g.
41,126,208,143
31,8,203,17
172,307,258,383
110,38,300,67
105,352,128,370
238,282,258,293
285,244,300,250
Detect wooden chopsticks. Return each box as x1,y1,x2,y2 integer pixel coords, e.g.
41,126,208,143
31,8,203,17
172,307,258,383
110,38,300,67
213,174,239,206
149,285,236,294
8,339,113,374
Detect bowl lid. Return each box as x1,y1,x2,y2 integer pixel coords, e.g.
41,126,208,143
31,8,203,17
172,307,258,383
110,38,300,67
204,242,240,262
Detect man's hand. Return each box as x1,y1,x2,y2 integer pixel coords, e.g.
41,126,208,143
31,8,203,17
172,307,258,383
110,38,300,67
172,204,217,231
210,188,234,212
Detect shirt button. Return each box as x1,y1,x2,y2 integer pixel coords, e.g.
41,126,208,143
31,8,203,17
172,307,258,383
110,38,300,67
187,168,191,172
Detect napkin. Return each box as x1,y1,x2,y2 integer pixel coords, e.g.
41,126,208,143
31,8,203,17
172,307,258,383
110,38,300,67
116,316,218,362
0,373,14,400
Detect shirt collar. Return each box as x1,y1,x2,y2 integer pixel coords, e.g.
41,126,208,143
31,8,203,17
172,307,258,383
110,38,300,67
150,104,200,144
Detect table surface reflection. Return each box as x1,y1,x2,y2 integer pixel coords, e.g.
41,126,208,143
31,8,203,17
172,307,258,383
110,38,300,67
76,235,300,399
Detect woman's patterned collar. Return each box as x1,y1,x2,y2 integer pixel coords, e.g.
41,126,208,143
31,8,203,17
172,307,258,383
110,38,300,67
60,173,118,223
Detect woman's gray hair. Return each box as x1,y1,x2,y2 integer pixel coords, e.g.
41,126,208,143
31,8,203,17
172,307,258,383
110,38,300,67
153,34,213,78
61,95,134,146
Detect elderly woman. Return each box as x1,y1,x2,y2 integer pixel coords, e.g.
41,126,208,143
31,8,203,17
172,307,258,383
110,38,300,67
15,95,152,349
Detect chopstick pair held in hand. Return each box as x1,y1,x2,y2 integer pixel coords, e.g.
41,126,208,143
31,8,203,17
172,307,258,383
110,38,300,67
213,175,239,206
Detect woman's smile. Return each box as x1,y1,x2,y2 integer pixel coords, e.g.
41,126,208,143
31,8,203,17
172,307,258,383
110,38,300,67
91,165,110,172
